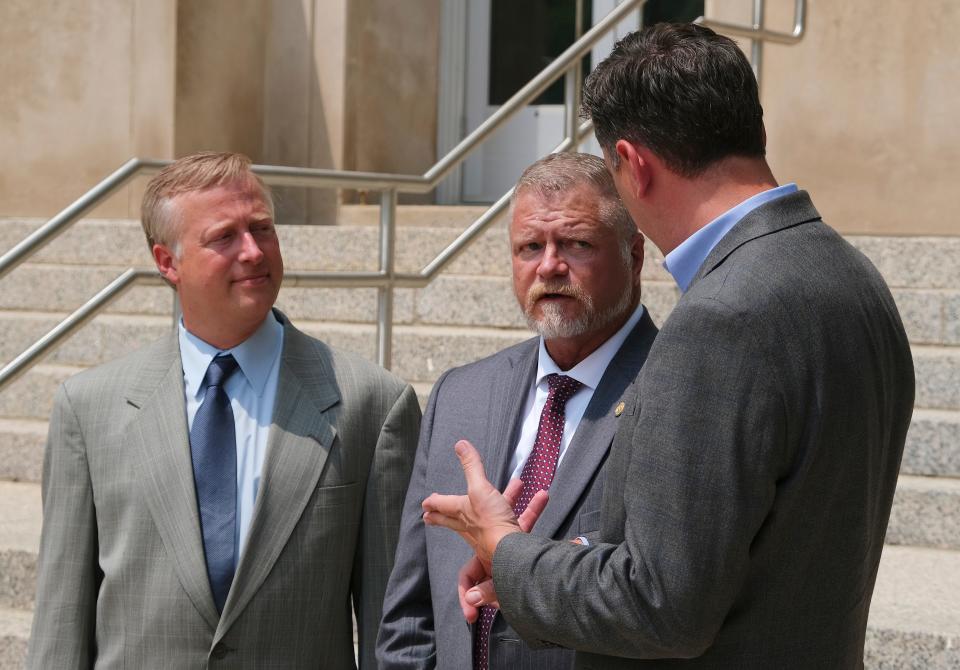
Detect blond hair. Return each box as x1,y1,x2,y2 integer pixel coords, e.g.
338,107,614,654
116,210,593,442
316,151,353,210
141,151,273,252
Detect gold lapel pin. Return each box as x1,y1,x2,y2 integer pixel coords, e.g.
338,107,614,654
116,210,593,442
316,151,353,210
615,401,625,417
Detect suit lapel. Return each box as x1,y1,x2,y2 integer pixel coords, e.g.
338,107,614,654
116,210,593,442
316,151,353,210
532,311,658,537
126,335,221,631
217,323,339,635
490,339,540,492
689,190,822,290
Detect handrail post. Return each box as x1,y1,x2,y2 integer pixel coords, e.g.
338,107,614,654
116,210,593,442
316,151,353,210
376,189,397,369
564,0,585,151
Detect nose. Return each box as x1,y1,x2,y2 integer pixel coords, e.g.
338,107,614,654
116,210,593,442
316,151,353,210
238,230,265,264
537,243,568,279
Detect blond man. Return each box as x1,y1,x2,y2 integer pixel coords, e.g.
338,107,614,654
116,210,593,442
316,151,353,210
28,152,420,669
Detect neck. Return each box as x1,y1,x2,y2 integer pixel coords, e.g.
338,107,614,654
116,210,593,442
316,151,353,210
181,314,267,350
647,157,778,255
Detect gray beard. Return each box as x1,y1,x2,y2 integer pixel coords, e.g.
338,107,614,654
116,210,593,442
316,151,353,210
525,285,635,340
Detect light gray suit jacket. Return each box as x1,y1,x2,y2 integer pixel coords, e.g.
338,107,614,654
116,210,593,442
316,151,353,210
492,192,916,668
377,313,658,669
27,313,421,669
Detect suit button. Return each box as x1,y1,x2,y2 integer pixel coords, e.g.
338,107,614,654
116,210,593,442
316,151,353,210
211,642,229,659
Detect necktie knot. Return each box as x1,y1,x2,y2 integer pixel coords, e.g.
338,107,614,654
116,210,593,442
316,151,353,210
204,354,238,390
545,373,582,406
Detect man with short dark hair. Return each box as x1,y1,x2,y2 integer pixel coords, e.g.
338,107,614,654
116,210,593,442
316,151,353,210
377,152,657,670
28,152,420,669
423,23,915,668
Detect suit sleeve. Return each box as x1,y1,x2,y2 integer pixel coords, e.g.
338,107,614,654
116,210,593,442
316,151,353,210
376,371,451,669
352,381,422,669
493,298,788,658
26,384,101,669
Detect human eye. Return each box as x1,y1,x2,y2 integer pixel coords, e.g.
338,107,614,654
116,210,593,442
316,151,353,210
515,241,543,256
252,222,276,236
562,238,592,252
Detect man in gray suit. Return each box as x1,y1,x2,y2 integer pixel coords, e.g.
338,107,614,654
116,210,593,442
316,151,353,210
423,23,915,668
377,152,657,669
27,152,420,668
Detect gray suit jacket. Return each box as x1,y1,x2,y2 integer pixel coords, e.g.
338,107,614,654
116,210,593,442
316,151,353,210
492,192,916,668
27,313,421,669
377,312,658,669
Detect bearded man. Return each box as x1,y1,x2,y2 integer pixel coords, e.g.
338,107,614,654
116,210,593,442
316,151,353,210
376,152,658,670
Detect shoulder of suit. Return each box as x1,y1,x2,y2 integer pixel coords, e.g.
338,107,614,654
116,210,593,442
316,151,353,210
283,323,410,396
440,335,538,382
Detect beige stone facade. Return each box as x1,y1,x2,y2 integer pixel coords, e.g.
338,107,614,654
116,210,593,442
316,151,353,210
0,0,955,234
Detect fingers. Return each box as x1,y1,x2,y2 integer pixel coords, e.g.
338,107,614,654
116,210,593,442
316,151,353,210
421,492,468,522
464,578,500,611
502,478,523,509
516,489,548,533
458,555,489,623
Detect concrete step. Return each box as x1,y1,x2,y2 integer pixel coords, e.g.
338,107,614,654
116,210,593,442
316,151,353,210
0,365,80,422
850,236,960,292
5,219,959,287
0,217,522,278
0,263,679,330
0,481,40,611
865,545,960,668
0,607,30,670
913,346,960,411
887,475,960,550
0,313,531,384
5,261,960,349
3,313,958,408
903,409,960,478
0,420,46,483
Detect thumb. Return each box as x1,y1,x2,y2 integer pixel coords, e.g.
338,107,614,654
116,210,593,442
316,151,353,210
454,440,490,492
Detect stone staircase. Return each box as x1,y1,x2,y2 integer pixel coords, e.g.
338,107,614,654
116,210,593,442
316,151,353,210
0,208,957,667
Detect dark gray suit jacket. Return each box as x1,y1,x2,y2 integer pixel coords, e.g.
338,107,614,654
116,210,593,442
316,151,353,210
377,312,658,669
492,192,915,668
27,313,421,669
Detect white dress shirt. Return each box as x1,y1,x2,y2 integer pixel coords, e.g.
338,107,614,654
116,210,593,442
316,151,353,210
508,303,646,480
179,311,284,565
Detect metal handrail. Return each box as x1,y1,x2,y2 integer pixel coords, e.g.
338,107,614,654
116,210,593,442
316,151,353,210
696,0,806,45
0,121,593,389
0,0,807,389
696,0,807,82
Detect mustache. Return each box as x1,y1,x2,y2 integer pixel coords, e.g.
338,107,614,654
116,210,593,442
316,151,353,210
525,281,587,306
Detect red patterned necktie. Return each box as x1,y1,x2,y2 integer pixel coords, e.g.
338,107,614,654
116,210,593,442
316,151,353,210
472,373,583,670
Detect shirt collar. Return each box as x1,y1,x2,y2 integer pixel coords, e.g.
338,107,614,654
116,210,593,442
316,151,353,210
536,303,646,389
179,311,284,398
664,183,799,292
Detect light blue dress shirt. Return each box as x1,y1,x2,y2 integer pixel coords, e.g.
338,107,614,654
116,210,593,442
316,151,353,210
663,183,799,292
179,311,284,566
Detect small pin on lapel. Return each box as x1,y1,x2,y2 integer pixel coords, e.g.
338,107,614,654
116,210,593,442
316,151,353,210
615,401,625,417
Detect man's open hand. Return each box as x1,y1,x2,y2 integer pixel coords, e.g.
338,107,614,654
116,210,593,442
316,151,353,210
422,440,526,567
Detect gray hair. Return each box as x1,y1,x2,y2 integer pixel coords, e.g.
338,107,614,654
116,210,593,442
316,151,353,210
511,152,637,259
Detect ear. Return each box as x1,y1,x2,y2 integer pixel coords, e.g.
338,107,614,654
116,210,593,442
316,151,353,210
152,243,180,287
614,139,652,200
